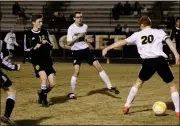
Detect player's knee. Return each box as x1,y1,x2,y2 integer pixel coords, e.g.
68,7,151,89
40,76,48,82
134,79,144,89
6,86,16,96
74,70,80,77
168,83,177,93
50,81,56,88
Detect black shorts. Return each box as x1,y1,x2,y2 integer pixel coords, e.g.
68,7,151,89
72,48,97,65
33,64,56,78
0,71,12,89
139,57,174,83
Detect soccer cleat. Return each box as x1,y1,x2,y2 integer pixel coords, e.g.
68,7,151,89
68,93,77,100
37,89,42,104
122,106,130,114
0,116,17,126
109,87,120,94
176,112,180,117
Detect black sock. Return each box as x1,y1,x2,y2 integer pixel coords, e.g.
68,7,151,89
4,98,15,118
41,89,48,101
46,87,52,93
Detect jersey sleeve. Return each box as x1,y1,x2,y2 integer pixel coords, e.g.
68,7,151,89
125,32,137,45
169,28,176,43
159,29,170,41
46,30,53,48
25,31,33,51
67,27,73,42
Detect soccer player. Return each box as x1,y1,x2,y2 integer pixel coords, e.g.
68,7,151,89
102,16,180,117
66,11,120,99
4,28,19,59
170,17,180,55
0,48,20,126
25,14,56,107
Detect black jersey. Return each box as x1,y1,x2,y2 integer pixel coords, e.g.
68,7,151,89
25,29,53,65
170,27,180,51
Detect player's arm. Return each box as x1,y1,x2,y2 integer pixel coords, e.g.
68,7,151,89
25,32,41,50
14,34,19,46
102,40,127,56
41,31,53,50
1,52,20,71
67,33,85,46
102,32,136,56
66,26,85,46
165,38,179,65
4,33,10,44
169,29,176,49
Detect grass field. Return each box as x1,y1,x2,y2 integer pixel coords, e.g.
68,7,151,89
1,63,179,125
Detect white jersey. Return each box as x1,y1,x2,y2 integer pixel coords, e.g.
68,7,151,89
125,28,169,59
67,23,89,50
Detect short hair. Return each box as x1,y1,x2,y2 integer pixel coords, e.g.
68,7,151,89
176,17,180,22
73,11,82,17
31,13,43,22
138,16,152,26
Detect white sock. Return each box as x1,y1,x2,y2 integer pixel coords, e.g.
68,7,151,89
41,85,47,90
125,86,138,107
70,76,77,93
171,92,179,112
99,70,112,89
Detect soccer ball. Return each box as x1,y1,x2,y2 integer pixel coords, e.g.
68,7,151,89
152,101,167,115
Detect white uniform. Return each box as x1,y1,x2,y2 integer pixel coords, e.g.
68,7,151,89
4,32,18,50
67,23,88,50
125,28,169,59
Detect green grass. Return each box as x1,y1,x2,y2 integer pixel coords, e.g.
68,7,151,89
1,63,179,125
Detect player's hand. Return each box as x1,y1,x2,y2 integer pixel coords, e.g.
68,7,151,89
102,48,108,57
41,40,48,44
175,54,180,65
86,37,94,43
78,33,86,38
34,43,42,50
64,44,71,50
17,64,21,70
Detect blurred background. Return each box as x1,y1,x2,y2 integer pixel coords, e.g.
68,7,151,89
0,1,179,63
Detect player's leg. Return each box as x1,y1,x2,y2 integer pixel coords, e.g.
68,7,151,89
8,49,13,58
123,59,156,114
84,48,119,94
68,50,82,99
92,60,119,94
22,51,26,63
0,73,17,126
123,78,145,114
47,73,56,93
38,71,49,107
157,58,179,117
68,64,80,99
168,83,179,117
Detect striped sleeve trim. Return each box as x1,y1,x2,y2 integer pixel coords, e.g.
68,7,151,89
163,35,170,41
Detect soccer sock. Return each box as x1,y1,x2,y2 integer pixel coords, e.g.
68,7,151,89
4,96,15,118
99,70,112,89
46,85,52,93
171,92,179,112
125,86,138,107
41,85,48,101
70,76,77,93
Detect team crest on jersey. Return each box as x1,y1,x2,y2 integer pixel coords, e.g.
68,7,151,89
35,65,40,70
32,37,35,40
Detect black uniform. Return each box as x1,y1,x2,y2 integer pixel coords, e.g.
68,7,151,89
0,52,19,89
170,26,180,53
25,29,55,78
